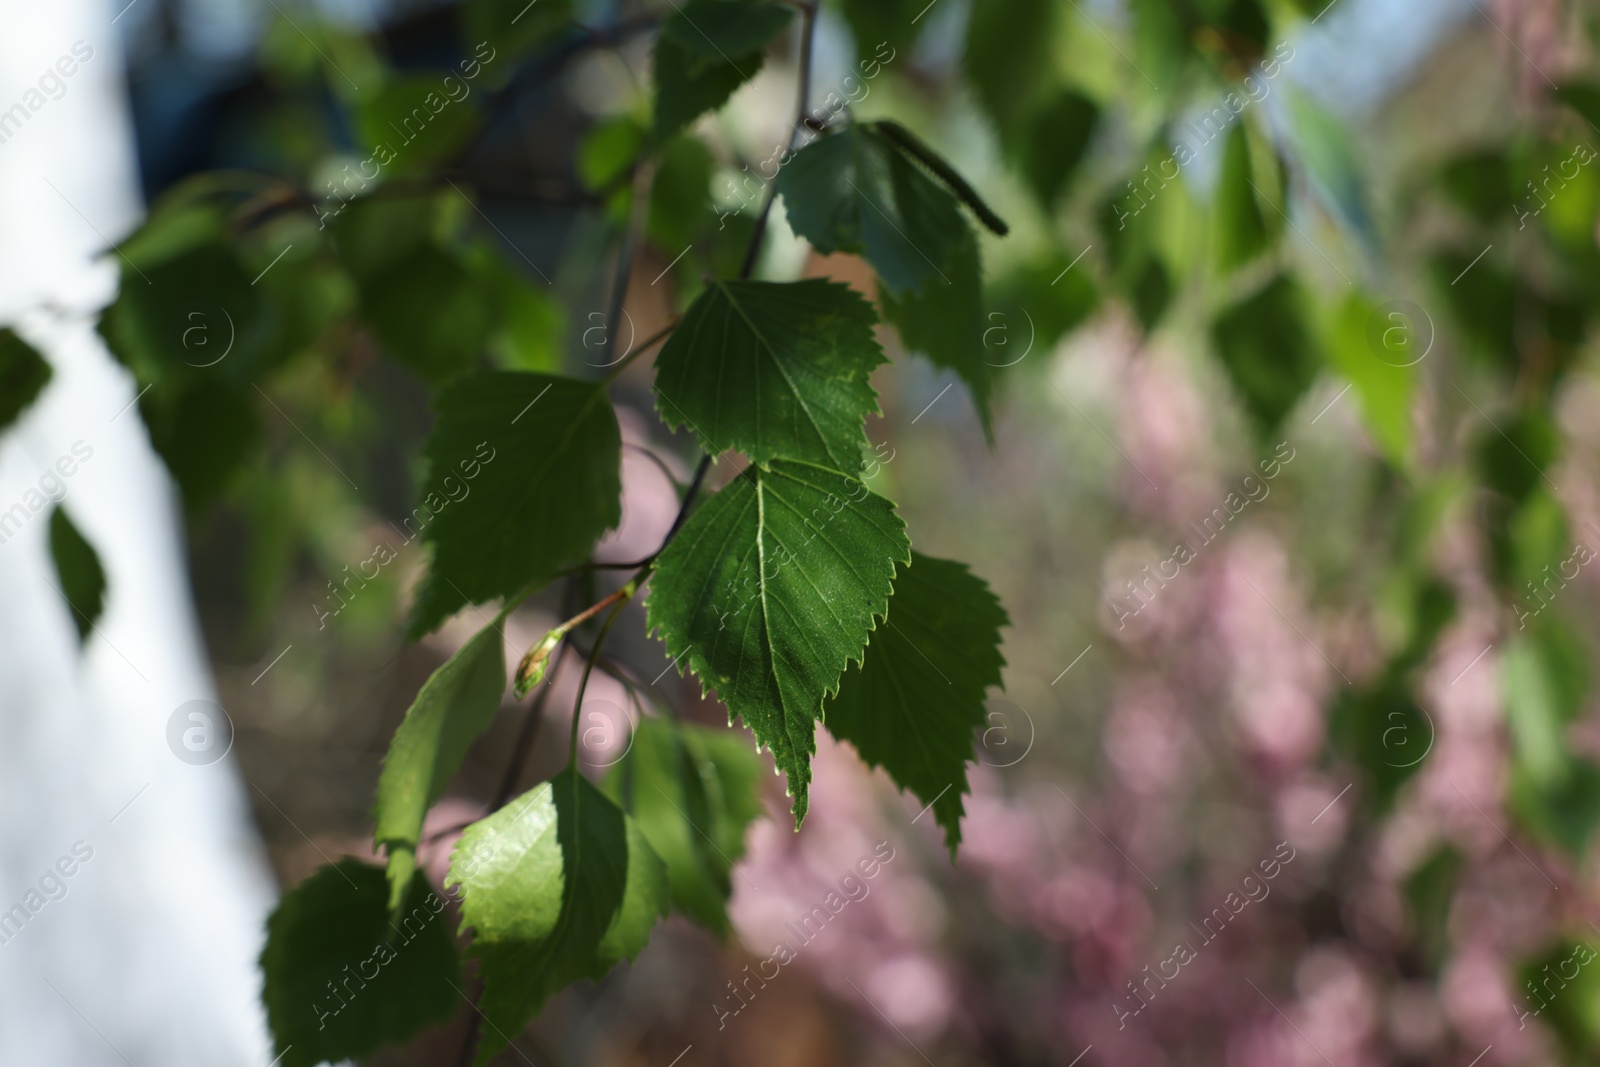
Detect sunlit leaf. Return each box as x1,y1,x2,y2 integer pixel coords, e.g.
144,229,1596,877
448,768,667,1065
653,279,885,469
375,618,507,910
606,717,765,934
647,460,909,824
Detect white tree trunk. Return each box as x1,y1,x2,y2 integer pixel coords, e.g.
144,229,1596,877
0,1,276,1063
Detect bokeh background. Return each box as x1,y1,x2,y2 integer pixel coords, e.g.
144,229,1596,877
13,0,1600,1063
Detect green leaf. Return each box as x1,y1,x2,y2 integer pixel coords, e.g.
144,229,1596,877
464,0,573,79
1284,85,1376,249
141,380,262,510
646,460,910,824
838,0,924,55
963,0,1056,145
1016,89,1099,208
355,75,483,172
261,859,461,1067
880,223,993,438
356,245,493,384
824,552,1007,854
1213,122,1270,273
776,123,968,299
873,120,1009,236
1554,80,1600,133
653,279,885,469
988,250,1100,358
48,506,106,643
448,768,667,1065
1328,679,1430,810
375,619,508,910
0,329,51,432
1209,272,1319,435
662,0,794,59
605,717,765,934
410,372,622,637
653,0,793,137
1503,625,1600,857
1518,940,1600,1054
1322,292,1415,468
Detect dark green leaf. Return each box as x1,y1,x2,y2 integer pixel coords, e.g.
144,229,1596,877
661,0,794,59
1438,149,1514,226
1017,90,1099,208
48,506,106,643
0,329,51,433
987,250,1100,359
653,279,885,469
776,123,968,299
355,75,483,173
1473,410,1558,506
261,860,460,1067
464,0,573,80
375,619,508,910
653,1,793,137
963,0,1056,144
881,224,993,437
647,460,910,823
141,380,262,509
1328,679,1430,810
1554,81,1600,133
838,0,924,56
1209,273,1319,434
873,120,1009,236
825,552,1007,853
1431,248,1516,373
606,717,765,934
357,245,493,384
448,768,667,1065
410,372,622,637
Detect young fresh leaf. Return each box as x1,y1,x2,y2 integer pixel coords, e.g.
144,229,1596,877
448,767,667,1065
261,859,461,1067
824,552,1007,853
409,371,622,637
48,506,106,643
776,123,968,299
0,329,51,432
606,717,765,934
653,0,793,137
653,279,885,469
646,460,910,824
375,618,508,911
1322,292,1415,468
